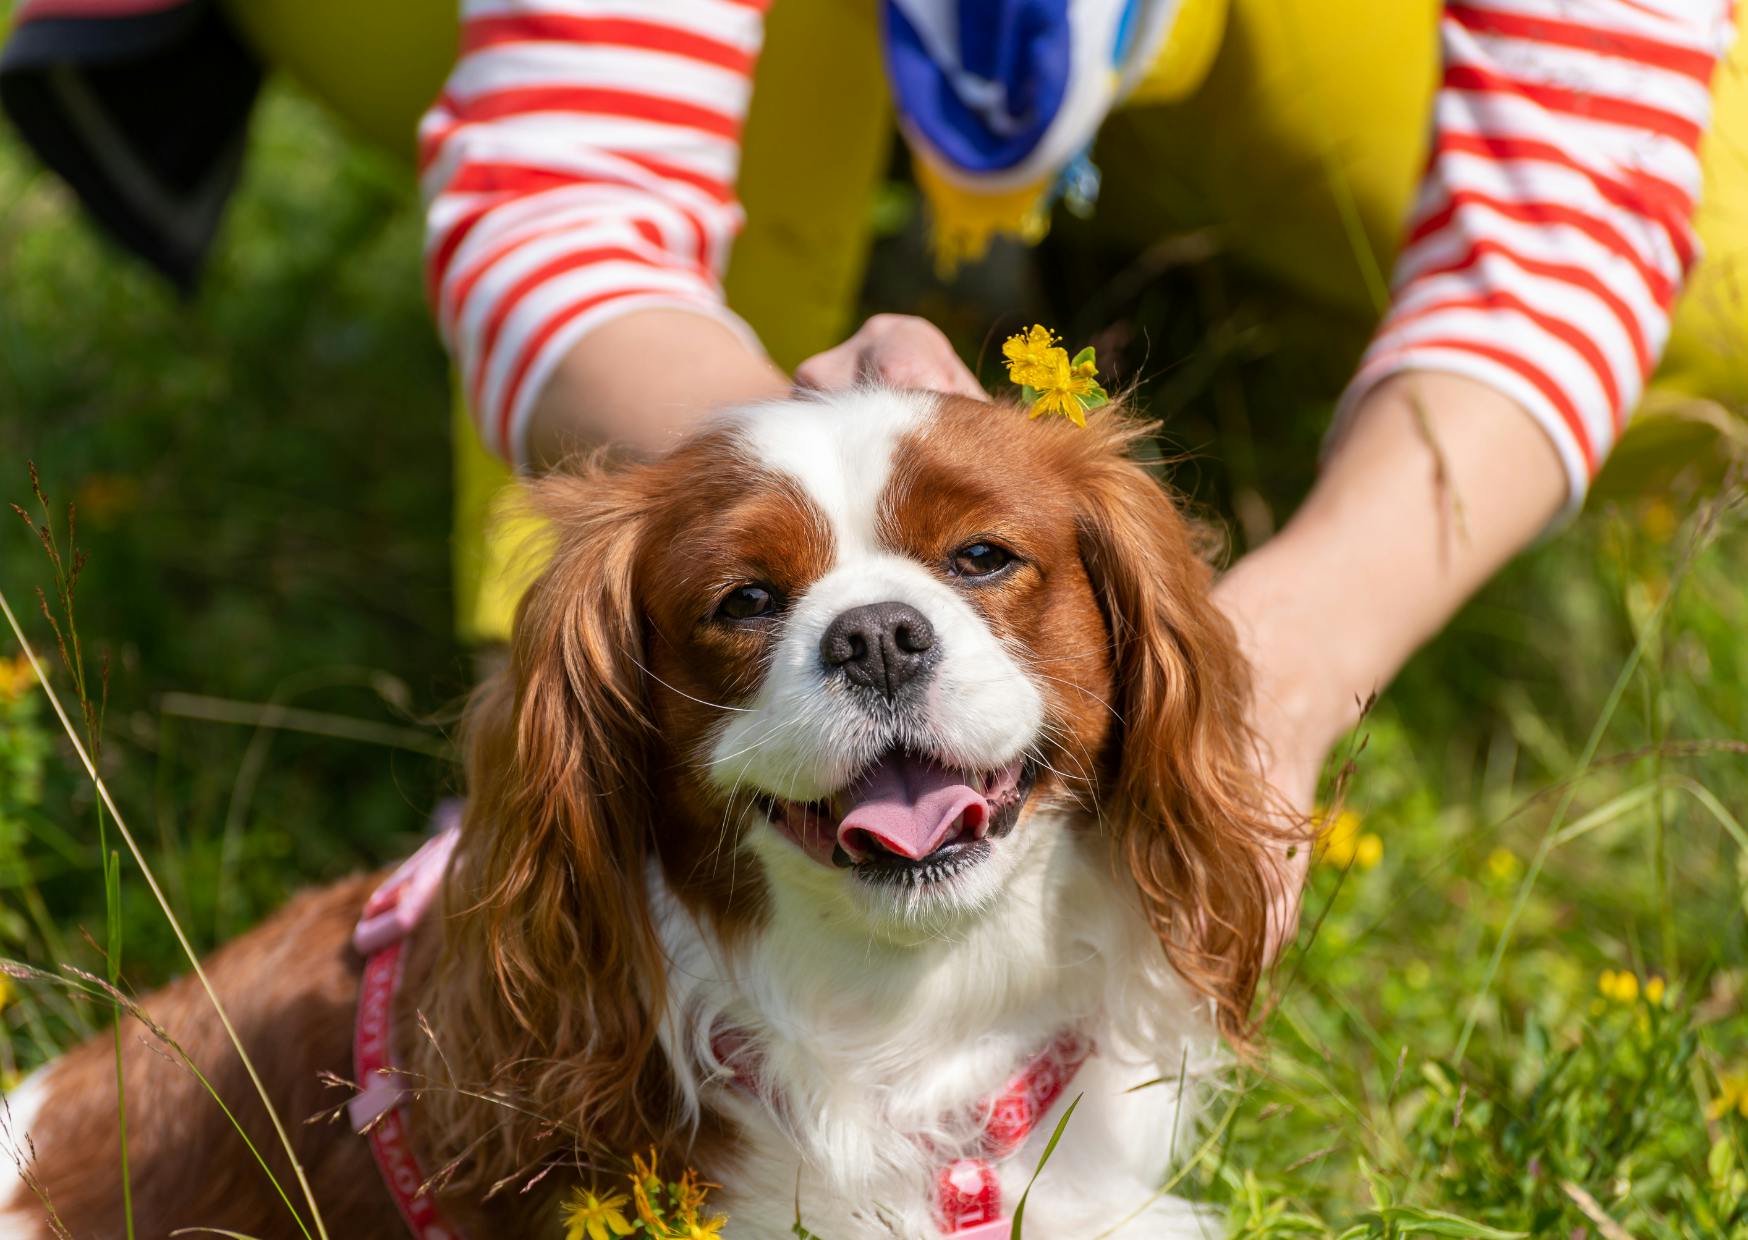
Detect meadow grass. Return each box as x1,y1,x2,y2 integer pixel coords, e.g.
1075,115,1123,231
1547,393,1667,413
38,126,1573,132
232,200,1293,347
2,83,1746,1239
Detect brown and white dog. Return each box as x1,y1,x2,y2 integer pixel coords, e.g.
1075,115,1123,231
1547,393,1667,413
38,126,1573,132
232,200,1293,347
1,389,1282,1238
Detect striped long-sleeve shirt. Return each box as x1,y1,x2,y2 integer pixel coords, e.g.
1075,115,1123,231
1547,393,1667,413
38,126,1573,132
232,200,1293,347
421,0,1737,495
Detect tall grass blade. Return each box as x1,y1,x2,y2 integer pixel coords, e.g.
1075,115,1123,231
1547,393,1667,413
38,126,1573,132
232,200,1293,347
1009,1092,1081,1239
0,585,331,1240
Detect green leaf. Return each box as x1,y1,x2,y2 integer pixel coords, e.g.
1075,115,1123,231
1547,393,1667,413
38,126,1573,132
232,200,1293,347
1071,346,1097,369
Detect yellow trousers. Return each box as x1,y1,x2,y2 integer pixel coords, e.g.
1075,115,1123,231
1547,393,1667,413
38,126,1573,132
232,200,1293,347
226,0,1748,643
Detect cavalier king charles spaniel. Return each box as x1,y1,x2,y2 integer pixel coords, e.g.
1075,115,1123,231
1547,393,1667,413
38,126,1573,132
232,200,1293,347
2,389,1283,1239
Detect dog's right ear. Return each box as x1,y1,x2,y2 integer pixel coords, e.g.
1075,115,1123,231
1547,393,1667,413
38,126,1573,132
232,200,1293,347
428,466,669,1172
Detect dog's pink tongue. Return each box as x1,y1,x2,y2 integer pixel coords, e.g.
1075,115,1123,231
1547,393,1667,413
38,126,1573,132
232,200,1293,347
838,754,989,862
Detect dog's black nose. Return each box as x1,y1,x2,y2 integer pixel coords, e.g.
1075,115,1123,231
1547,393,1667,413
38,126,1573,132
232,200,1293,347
820,601,938,696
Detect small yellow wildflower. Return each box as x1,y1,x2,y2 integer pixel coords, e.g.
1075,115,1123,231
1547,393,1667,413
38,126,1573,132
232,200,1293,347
1001,324,1059,382
0,972,13,1011
1711,1070,1748,1121
1316,809,1382,870
672,1215,727,1239
1645,975,1667,1007
1598,969,1641,1004
629,1150,665,1230
561,1188,635,1240
1485,847,1521,883
0,653,39,705
1001,324,1107,425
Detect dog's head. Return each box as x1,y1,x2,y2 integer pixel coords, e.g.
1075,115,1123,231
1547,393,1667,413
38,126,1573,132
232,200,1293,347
446,389,1279,1145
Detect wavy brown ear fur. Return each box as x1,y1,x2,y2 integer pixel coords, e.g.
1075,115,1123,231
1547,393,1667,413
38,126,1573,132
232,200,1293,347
1070,414,1283,1047
415,466,670,1185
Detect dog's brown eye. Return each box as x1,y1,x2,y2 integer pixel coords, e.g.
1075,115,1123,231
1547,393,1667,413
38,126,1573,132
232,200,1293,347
716,584,779,622
951,542,1013,578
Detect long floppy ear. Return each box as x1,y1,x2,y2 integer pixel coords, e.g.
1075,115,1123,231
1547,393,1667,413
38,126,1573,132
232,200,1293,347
1073,416,1285,1047
421,467,668,1178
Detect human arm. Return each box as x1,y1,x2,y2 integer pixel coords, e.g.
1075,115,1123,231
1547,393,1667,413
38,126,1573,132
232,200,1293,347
1233,0,1736,953
1217,372,1565,954
420,0,782,466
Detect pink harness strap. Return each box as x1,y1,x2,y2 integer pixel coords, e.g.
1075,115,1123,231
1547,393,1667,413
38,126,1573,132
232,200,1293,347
933,1029,1093,1235
350,823,462,1240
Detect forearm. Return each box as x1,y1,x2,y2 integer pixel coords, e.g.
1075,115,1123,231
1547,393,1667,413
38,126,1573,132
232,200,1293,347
1218,371,1567,755
522,309,790,469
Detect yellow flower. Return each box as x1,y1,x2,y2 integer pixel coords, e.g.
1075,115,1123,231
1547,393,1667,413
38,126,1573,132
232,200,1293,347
1598,969,1640,1004
0,653,39,705
1645,975,1667,1006
671,1215,727,1239
0,972,13,1011
561,1188,635,1240
1316,809,1382,870
1028,355,1100,427
1485,847,1521,883
629,1150,666,1230
1002,325,1106,425
1002,324,1059,377
1711,1069,1748,1121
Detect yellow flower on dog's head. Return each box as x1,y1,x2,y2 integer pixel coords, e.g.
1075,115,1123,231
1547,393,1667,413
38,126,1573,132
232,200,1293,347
1002,324,1109,425
561,1188,635,1240
1002,324,1059,376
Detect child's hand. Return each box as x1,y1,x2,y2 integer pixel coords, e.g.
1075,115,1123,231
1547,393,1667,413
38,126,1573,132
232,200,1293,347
795,314,987,399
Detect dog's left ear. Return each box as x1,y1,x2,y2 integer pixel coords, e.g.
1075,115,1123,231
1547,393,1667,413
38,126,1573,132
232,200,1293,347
1073,417,1284,1046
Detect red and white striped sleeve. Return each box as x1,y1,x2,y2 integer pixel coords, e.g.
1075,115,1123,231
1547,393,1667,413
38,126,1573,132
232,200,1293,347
1343,0,1737,508
419,0,769,465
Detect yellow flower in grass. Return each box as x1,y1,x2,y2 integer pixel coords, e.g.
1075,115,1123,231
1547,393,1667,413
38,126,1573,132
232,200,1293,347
1711,1070,1748,1121
0,653,39,704
1485,847,1521,883
1598,969,1640,1004
1316,808,1382,870
0,972,13,1011
561,1188,635,1240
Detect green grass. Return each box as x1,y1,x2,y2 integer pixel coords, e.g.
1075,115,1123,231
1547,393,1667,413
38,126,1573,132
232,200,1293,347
3,84,1747,1239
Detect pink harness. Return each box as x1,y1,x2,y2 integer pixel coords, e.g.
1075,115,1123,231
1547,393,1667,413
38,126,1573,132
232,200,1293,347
349,826,463,1240
349,825,1089,1239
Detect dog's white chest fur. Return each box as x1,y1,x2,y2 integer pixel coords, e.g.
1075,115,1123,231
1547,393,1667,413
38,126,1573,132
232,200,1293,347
652,812,1223,1238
